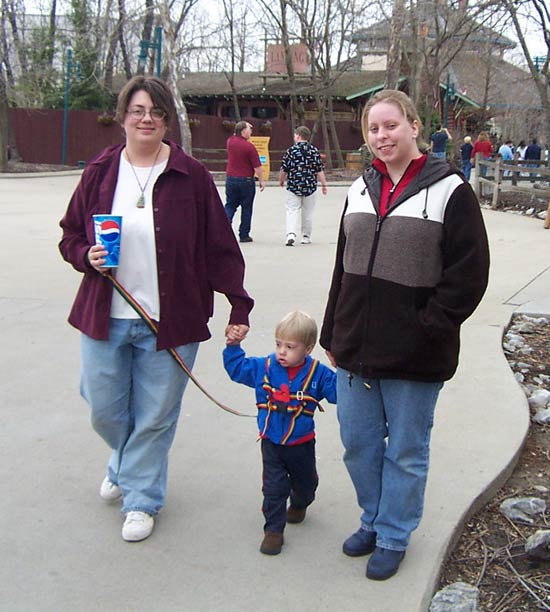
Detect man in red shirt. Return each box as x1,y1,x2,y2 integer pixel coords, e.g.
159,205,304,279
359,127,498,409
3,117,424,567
225,121,265,243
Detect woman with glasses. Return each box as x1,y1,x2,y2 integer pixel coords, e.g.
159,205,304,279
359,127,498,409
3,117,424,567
59,76,253,542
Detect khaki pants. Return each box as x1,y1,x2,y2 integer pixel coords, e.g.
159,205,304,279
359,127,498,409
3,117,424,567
285,191,316,239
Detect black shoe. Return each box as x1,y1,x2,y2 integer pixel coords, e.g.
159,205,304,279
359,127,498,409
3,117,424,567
342,528,376,557
239,236,253,243
366,547,405,580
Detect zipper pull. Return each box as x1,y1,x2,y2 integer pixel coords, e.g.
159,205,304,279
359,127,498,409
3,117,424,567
376,215,382,232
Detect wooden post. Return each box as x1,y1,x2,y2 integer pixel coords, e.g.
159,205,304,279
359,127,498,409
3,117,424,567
491,157,500,210
473,152,481,199
544,199,550,229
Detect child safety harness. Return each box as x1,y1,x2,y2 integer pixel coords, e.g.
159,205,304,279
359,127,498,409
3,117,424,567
257,356,324,445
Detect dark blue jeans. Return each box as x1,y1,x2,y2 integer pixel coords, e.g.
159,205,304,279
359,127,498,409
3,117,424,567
225,177,256,239
461,159,472,181
261,438,318,533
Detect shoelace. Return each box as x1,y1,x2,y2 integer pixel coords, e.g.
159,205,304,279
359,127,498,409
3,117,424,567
125,511,148,523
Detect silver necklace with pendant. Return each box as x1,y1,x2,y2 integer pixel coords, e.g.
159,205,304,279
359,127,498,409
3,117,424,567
125,145,162,208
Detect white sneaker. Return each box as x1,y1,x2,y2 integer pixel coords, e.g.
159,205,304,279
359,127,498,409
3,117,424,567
122,511,154,542
286,233,296,246
301,236,312,244
99,476,122,502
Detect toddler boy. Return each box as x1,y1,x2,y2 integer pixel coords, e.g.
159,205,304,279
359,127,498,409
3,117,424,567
223,311,336,555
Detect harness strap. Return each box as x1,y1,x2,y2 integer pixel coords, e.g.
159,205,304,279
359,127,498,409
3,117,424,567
261,357,325,411
104,272,254,418
258,356,324,444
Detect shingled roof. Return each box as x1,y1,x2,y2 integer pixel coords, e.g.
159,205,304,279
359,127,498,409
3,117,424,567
177,71,387,100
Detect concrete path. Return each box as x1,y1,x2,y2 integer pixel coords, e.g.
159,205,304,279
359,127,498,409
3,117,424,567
1,174,548,612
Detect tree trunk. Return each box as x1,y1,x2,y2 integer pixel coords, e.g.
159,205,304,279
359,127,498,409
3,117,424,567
327,95,344,168
46,0,57,66
222,0,241,121
280,0,298,133
116,0,132,79
316,95,332,170
385,0,405,89
0,68,10,172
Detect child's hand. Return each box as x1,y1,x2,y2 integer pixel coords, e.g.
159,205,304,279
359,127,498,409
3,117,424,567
225,324,249,345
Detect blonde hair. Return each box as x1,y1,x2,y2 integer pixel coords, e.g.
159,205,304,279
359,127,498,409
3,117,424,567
464,136,472,143
275,311,317,347
361,89,424,151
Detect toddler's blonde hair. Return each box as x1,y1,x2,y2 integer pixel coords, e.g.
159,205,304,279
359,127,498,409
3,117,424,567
275,311,317,348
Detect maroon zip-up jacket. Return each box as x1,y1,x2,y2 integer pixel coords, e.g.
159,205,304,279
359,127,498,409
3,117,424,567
59,141,254,350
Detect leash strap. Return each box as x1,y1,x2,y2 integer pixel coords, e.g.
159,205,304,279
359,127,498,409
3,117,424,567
104,273,254,418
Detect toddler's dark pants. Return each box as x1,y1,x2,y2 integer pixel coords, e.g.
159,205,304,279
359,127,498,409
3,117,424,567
261,438,318,533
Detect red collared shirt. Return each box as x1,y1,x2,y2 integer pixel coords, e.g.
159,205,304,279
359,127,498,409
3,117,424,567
226,135,261,177
59,140,254,350
373,155,428,217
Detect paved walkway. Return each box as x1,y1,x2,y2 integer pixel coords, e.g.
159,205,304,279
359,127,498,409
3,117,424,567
1,173,548,612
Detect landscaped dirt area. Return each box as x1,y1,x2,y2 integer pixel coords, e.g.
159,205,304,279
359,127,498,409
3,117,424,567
438,315,550,611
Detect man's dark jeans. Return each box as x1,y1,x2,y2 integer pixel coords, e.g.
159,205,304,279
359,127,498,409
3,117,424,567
225,177,256,239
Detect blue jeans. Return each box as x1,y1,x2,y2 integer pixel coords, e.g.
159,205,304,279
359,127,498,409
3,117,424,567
432,151,446,159
225,177,256,239
81,319,199,515
461,159,472,181
336,370,442,551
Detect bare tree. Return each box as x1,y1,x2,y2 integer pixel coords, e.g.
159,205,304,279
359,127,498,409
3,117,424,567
385,0,405,89
501,0,550,147
157,0,201,153
104,0,133,87
398,0,506,139
255,0,302,132
221,0,244,121
287,0,371,167
45,0,57,67
0,65,9,171
3,0,28,78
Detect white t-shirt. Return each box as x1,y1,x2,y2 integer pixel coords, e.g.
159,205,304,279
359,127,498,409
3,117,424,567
110,152,167,321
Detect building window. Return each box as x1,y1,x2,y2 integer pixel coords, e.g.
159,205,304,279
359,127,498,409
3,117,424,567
252,106,278,119
221,105,249,118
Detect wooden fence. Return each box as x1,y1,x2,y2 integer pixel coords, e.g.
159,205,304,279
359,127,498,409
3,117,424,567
8,108,365,172
472,153,550,210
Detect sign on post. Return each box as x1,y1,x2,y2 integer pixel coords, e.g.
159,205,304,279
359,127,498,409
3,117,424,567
250,136,271,180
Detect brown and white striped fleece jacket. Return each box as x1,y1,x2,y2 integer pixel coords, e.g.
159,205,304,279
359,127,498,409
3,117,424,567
320,155,490,383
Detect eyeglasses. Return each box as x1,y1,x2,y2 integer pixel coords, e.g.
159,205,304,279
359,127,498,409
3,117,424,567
126,107,166,121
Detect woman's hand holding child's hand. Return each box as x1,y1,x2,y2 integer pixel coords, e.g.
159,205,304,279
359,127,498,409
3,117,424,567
225,324,250,345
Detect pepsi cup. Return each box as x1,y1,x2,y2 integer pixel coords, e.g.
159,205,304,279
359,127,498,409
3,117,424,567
93,215,122,268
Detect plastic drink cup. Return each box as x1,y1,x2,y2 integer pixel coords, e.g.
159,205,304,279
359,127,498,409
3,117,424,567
93,215,122,268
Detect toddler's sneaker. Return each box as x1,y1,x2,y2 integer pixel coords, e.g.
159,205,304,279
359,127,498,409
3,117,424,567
301,235,312,244
122,511,154,542
286,233,296,246
99,476,122,502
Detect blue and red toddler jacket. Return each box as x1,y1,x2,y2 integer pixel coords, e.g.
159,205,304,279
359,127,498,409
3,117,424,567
223,345,336,445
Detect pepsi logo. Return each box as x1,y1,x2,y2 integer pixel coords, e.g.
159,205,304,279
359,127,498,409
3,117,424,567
100,220,121,242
